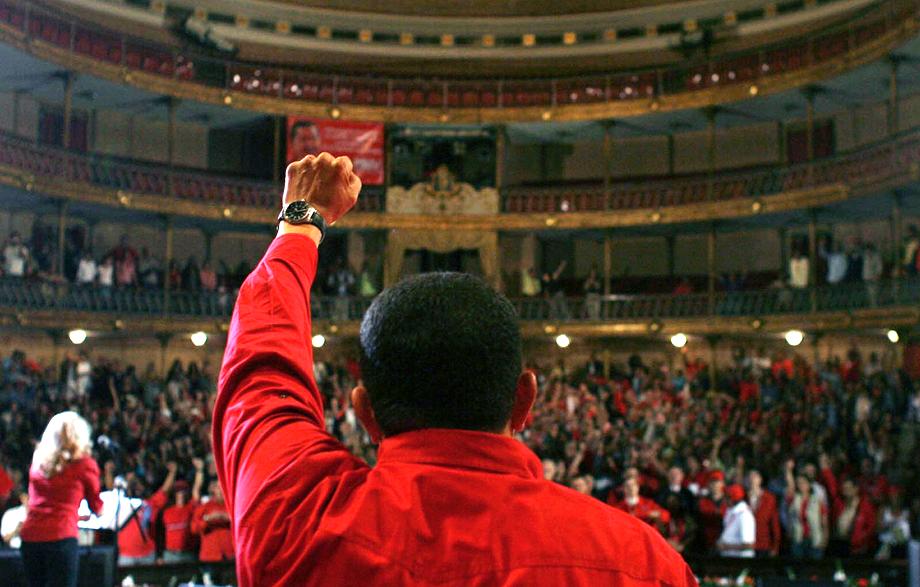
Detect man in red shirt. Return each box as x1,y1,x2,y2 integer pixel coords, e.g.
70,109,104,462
696,471,729,553
821,464,877,556
161,457,205,563
191,480,234,564
611,476,671,533
116,462,176,566
214,153,697,586
746,470,781,556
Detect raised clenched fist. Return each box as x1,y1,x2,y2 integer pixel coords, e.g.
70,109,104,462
283,152,361,225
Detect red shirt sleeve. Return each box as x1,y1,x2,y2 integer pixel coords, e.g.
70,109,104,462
213,234,367,534
191,503,207,536
820,467,839,506
769,493,781,553
149,489,168,512
82,458,104,516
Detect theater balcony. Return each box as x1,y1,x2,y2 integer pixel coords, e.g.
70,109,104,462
0,0,916,122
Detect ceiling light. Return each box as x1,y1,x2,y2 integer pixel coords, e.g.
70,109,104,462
887,329,899,343
670,333,688,348
312,334,326,348
555,334,571,348
190,331,208,347
785,329,804,347
68,329,87,345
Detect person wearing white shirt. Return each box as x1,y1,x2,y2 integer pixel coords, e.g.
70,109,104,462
3,232,29,278
76,252,97,286
1,492,29,549
823,243,847,285
789,252,809,289
717,484,756,558
98,257,114,287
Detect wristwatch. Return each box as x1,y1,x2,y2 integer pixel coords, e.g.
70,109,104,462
277,200,327,243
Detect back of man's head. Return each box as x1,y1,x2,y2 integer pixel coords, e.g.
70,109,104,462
359,272,521,436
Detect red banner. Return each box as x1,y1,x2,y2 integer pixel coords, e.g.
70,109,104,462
286,117,385,185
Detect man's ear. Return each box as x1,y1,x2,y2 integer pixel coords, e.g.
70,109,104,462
351,385,383,443
509,370,537,434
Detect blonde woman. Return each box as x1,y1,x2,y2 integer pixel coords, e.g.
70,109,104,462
20,412,104,587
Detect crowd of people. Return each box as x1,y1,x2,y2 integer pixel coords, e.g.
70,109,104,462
518,229,920,311
315,344,920,562
521,347,920,560
1,223,251,294
5,225,920,329
0,349,233,579
1,339,919,568
1,225,379,310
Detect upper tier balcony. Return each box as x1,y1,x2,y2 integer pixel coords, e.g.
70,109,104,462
0,122,917,230
0,0,915,122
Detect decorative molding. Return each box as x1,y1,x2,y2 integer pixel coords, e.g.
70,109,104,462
0,161,856,230
387,167,500,215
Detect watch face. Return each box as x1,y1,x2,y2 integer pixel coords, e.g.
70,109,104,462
285,200,310,223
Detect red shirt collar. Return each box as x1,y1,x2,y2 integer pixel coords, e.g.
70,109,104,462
377,428,543,480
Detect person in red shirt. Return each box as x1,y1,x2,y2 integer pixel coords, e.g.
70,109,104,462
820,463,877,556
610,476,671,533
696,471,729,554
20,411,103,587
191,480,234,566
745,470,781,556
161,457,205,563
214,153,697,586
116,462,176,566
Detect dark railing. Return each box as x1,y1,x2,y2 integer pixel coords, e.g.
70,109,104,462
516,279,920,321
1,124,918,216
3,278,919,323
0,0,908,111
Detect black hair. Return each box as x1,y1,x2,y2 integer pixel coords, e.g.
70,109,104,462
359,272,522,436
289,120,316,141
